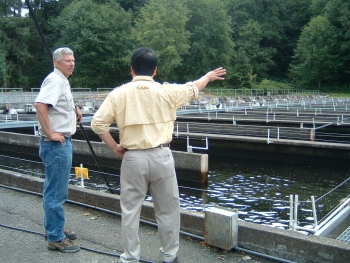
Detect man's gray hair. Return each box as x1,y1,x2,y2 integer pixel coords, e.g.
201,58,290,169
53,47,73,66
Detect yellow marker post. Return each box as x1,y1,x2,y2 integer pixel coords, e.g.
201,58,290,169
75,164,88,187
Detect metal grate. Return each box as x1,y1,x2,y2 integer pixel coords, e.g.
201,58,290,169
337,226,350,243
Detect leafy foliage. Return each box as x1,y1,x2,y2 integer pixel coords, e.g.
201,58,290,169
131,0,190,81
290,16,341,89
0,15,43,88
50,0,133,88
180,0,234,85
322,0,350,84
0,0,349,93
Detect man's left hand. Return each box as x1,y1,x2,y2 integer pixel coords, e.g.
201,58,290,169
76,107,83,124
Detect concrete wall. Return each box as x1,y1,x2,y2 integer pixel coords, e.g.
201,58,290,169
178,131,350,157
1,169,349,263
0,131,208,176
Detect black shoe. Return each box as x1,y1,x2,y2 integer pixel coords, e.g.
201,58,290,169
44,229,77,240
162,256,178,263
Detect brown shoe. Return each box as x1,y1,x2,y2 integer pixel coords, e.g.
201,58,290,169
44,229,77,240
47,238,80,253
63,229,77,240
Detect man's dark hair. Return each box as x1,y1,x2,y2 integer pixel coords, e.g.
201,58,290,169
130,47,157,76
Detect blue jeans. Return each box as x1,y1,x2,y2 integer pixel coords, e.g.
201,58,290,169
39,137,73,242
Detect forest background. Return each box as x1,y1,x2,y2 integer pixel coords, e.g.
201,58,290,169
0,0,349,93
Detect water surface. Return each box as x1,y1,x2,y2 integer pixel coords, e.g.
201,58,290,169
0,148,348,234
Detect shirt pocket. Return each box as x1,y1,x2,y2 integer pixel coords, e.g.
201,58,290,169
63,91,75,112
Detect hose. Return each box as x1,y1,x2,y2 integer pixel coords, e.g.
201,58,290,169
0,183,296,263
0,222,153,263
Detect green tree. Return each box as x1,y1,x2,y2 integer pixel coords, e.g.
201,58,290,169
0,1,55,89
225,0,314,84
50,0,133,88
0,15,36,89
181,0,234,86
290,16,341,89
231,48,255,89
226,0,283,81
33,0,74,35
236,19,275,80
275,0,312,79
321,0,350,87
0,40,8,88
116,0,147,12
310,0,350,88
310,0,329,16
131,0,190,81
1,0,24,17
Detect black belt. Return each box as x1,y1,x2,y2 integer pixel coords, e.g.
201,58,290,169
125,143,170,152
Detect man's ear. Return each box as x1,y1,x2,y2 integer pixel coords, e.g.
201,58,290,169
152,67,157,77
54,60,59,69
130,66,136,77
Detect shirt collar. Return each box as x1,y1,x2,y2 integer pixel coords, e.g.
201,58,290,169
132,76,154,82
54,68,69,85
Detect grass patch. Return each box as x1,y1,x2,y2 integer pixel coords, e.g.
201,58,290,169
323,92,350,98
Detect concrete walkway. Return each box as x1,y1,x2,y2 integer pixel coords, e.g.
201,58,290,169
1,167,350,263
0,186,279,263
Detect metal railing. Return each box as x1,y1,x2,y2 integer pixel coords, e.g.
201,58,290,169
203,89,320,98
287,177,350,235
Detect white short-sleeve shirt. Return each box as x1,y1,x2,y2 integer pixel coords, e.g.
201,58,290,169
35,68,76,137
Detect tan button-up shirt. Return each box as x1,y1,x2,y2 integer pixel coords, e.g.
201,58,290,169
91,76,198,149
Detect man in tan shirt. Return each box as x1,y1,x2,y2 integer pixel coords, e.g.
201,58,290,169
91,47,226,263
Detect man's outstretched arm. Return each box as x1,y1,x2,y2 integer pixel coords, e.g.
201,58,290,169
194,67,226,91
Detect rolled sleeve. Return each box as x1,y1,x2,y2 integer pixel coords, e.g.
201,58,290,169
173,82,199,109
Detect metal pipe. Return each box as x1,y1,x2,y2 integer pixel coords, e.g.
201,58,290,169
311,196,318,227
289,195,293,230
190,137,208,150
25,0,52,63
313,198,350,231
293,195,298,231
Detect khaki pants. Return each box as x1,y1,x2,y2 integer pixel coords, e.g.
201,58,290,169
119,147,180,263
